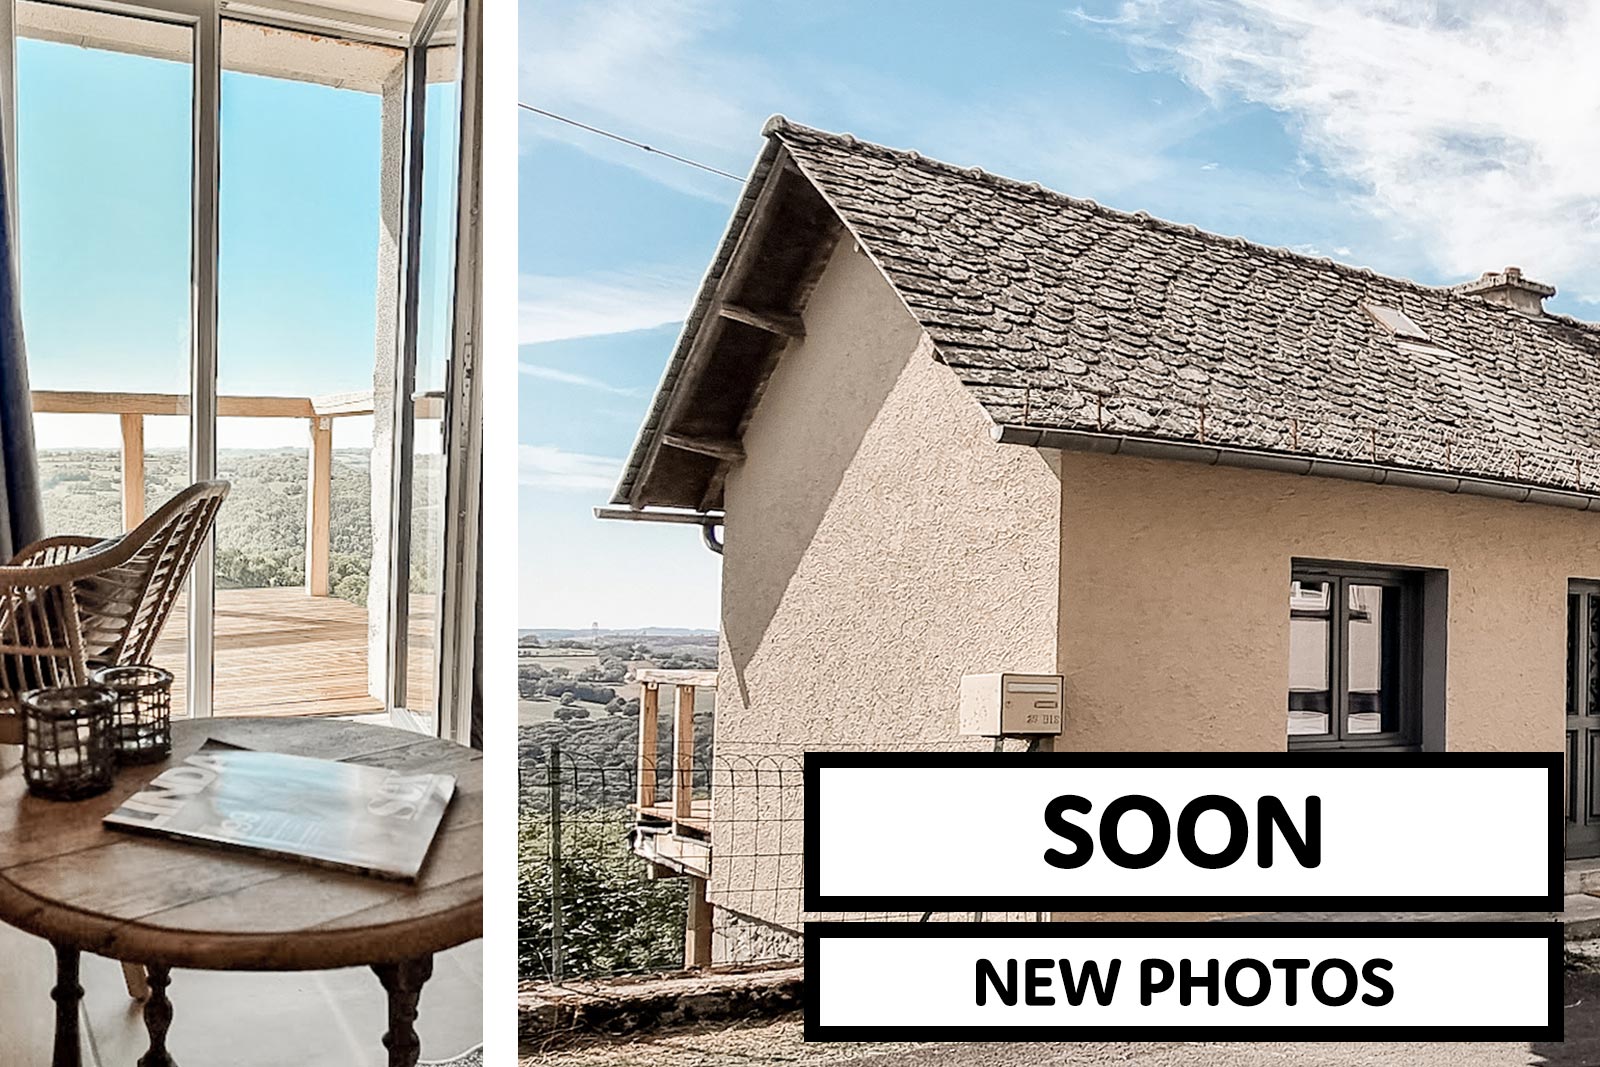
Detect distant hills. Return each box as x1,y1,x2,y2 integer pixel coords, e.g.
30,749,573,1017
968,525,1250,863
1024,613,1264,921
36,446,417,607
43,449,709,638
519,627,716,640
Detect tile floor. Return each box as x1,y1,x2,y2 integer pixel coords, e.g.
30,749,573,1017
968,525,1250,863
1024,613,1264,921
0,922,482,1065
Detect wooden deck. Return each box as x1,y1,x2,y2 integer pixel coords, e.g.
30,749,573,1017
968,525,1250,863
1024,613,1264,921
633,799,712,835
152,587,436,718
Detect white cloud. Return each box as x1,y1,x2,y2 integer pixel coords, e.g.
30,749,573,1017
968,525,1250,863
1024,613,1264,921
520,272,695,344
520,0,771,201
519,444,621,493
1090,0,1600,300
518,362,642,397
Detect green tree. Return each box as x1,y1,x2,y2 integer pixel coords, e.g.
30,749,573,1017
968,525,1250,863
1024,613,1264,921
518,807,686,978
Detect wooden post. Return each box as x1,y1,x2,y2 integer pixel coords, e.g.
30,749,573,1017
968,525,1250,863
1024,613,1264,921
684,875,712,969
305,416,332,596
637,683,659,809
547,741,564,982
673,683,695,826
119,412,144,531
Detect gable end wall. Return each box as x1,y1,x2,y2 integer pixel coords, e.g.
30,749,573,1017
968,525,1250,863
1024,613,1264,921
713,239,1061,932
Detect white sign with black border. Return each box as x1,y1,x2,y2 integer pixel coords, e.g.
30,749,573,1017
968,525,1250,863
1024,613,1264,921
805,921,1561,1041
804,752,1561,912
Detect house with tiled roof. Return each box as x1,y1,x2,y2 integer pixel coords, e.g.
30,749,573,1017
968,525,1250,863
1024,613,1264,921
603,118,1600,951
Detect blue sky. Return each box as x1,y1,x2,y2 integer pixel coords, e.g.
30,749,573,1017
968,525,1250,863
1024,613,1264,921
16,36,389,451
520,0,1600,630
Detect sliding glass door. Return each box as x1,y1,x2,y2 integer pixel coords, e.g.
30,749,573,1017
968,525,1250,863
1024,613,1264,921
394,8,462,735
2,0,474,736
13,0,197,710
217,20,403,720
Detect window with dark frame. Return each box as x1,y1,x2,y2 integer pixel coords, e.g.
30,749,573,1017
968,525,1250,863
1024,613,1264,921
1565,581,1600,850
1288,563,1423,749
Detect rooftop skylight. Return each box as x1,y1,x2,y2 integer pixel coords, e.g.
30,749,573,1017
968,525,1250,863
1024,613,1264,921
1361,301,1430,342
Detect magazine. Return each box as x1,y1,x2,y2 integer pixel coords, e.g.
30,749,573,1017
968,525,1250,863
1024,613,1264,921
104,741,456,881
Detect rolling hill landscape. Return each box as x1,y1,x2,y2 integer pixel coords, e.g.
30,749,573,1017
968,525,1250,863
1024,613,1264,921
37,447,439,605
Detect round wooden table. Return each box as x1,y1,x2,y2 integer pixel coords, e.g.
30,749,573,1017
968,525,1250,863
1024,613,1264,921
0,717,482,1067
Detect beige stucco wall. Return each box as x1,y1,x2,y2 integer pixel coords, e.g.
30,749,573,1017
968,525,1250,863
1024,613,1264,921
707,243,1584,939
1059,450,1579,754
712,239,1061,931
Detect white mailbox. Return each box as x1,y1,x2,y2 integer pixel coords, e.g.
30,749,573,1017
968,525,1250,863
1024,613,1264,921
958,672,1065,737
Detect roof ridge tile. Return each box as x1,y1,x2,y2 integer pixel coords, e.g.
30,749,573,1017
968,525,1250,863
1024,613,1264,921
764,115,1594,329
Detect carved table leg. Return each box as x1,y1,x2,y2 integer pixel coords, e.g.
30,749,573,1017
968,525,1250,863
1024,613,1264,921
137,964,177,1067
50,944,83,1067
373,956,434,1067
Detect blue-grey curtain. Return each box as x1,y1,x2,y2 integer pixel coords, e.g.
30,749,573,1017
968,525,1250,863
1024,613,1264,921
0,116,43,560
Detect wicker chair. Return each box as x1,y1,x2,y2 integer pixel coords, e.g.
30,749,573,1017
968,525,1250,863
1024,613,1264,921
0,480,226,1001
0,480,229,747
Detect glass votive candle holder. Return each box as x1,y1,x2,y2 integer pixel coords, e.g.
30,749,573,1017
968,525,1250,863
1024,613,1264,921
91,664,174,766
19,685,117,800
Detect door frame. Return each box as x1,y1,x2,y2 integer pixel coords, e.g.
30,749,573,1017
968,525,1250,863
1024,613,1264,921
0,0,469,728
1,0,219,714
433,0,478,747
382,0,474,741
1569,581,1600,859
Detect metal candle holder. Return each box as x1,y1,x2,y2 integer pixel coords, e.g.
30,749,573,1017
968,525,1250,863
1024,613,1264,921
19,684,117,800
92,664,174,765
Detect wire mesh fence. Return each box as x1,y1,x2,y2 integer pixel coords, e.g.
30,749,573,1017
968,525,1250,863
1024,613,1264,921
519,743,688,982
518,738,1045,983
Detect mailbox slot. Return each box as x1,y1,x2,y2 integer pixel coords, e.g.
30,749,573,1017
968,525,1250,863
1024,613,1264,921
958,672,1065,737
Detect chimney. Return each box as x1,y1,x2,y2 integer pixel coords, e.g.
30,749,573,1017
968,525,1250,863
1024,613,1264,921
1449,266,1555,315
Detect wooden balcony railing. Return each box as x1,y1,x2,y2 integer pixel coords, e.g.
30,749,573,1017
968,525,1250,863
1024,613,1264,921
631,667,717,969
29,389,443,597
634,667,716,831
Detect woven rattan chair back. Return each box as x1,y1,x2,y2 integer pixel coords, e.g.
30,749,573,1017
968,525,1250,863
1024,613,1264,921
0,480,228,745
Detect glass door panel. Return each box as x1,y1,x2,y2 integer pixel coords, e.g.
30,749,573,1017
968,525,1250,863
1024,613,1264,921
14,1,194,708
217,20,402,719
11,4,461,726
1568,588,1600,858
400,30,463,729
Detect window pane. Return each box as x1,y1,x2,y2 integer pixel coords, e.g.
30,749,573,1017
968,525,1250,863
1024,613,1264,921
405,29,463,725
1288,580,1331,736
1347,583,1402,734
16,2,194,711
1589,595,1600,715
1571,593,1583,717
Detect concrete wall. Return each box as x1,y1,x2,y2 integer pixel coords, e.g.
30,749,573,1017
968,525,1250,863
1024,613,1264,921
367,62,406,703
712,239,1062,929
1058,450,1583,754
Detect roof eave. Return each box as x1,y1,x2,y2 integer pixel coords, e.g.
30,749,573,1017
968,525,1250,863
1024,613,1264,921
608,137,786,509
992,423,1600,511
610,131,844,514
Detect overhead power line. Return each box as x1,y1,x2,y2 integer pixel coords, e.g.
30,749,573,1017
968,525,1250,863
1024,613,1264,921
518,103,744,182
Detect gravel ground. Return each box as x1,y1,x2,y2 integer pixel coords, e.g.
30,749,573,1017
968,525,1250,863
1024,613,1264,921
519,1014,922,1066
520,950,1600,1067
519,1014,1542,1067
